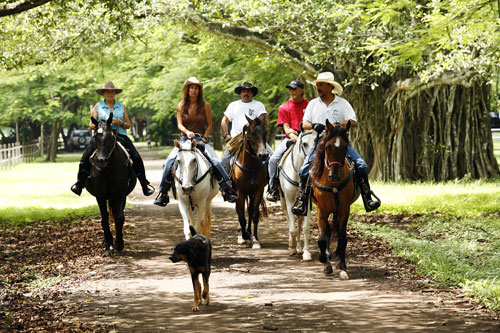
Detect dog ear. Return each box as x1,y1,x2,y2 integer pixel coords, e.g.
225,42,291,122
189,225,197,237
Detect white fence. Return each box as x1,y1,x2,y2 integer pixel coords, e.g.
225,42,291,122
0,140,41,170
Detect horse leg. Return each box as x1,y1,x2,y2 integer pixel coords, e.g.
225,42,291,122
113,197,126,252
203,201,213,238
251,196,261,249
236,196,250,243
179,199,192,240
317,210,333,275
336,215,349,280
302,212,313,261
97,198,113,256
283,195,298,256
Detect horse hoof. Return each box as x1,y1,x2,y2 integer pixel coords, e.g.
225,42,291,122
252,241,261,250
237,235,245,245
288,248,297,256
339,270,349,280
323,265,333,275
115,239,124,252
302,251,312,261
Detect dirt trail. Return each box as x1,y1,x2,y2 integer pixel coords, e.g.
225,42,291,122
62,149,499,332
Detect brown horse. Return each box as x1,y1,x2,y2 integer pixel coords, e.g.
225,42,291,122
310,120,360,278
231,116,268,249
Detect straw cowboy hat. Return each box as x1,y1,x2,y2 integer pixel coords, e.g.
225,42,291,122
234,81,258,96
96,81,123,95
307,72,343,95
182,77,204,92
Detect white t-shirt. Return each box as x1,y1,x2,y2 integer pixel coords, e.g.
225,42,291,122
303,96,356,125
224,99,267,137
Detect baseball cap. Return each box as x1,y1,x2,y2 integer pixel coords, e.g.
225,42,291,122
286,80,305,89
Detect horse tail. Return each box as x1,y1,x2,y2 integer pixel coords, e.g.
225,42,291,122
259,197,268,219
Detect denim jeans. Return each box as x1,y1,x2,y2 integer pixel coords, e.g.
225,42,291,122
268,139,290,189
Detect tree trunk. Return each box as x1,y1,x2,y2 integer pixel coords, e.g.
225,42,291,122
351,80,499,181
212,116,222,151
46,120,62,162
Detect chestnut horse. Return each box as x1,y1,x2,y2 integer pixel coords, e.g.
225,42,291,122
231,116,269,249
86,113,137,256
310,120,360,278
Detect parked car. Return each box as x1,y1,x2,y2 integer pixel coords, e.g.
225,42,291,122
67,129,92,152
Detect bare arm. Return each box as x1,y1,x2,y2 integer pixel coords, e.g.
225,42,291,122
221,115,231,142
121,107,131,130
89,105,98,130
302,121,312,130
203,102,212,142
283,123,298,142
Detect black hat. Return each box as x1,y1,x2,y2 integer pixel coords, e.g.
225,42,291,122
235,82,258,96
286,80,304,89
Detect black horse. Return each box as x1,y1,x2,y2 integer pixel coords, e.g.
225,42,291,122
86,113,136,255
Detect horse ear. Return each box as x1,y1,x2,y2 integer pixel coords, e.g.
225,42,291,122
345,120,351,132
191,139,197,149
107,112,113,126
326,119,333,131
245,115,253,125
174,140,181,148
91,117,98,126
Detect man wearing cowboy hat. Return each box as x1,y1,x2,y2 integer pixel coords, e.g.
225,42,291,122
220,81,273,173
71,81,155,197
291,72,380,215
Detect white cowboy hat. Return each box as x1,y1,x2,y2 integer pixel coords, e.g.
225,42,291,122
307,72,343,95
182,77,204,91
96,81,123,95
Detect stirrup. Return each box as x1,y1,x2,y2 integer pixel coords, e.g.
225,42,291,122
142,183,155,196
154,192,169,207
71,182,83,196
266,190,279,202
291,196,307,216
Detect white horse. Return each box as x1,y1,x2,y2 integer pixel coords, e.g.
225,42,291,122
173,139,219,240
278,130,316,261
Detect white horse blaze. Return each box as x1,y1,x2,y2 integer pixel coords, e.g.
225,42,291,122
334,137,341,148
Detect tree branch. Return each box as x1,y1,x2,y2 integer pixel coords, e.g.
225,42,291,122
184,15,319,78
0,0,52,17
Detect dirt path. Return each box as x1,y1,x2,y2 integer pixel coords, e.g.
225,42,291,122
61,150,499,332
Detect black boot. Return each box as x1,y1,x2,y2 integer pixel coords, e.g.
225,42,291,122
220,181,238,203
291,175,310,216
359,175,381,212
154,178,172,206
139,178,155,196
71,162,89,196
266,177,280,202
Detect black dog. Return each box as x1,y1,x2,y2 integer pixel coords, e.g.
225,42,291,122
169,225,212,312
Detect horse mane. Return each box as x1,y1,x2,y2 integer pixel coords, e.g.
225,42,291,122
310,124,349,180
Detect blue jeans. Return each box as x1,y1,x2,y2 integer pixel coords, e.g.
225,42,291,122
299,141,368,178
222,143,274,174
268,139,290,189
159,136,230,191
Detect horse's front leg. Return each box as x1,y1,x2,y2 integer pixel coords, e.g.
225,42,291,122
335,213,350,280
97,198,113,256
112,196,126,252
301,210,312,261
250,194,261,249
178,197,193,240
236,195,250,243
317,208,332,275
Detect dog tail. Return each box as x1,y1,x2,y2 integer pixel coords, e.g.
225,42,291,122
189,225,197,237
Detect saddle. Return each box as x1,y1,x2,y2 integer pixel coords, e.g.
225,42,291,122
278,140,295,169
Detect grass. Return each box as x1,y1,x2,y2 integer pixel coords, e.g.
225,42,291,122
0,153,99,226
350,177,500,311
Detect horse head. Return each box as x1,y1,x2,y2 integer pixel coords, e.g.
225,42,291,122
323,119,351,182
175,139,198,195
244,115,268,162
91,112,116,169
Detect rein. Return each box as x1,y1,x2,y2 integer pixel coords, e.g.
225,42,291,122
280,131,312,187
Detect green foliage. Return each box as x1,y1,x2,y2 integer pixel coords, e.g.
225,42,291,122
351,177,500,311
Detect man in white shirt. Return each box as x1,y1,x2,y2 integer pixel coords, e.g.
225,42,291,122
221,82,273,173
291,72,381,215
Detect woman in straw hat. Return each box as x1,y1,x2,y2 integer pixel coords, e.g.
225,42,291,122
291,72,380,215
154,77,238,207
70,81,155,197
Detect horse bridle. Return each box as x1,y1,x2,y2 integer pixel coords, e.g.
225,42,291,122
172,147,210,187
90,124,118,171
290,131,312,173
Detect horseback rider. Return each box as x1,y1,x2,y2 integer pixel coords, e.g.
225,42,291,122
220,81,273,174
266,80,309,202
70,82,155,197
291,72,381,215
154,77,238,207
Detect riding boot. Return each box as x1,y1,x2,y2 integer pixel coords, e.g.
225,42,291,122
154,179,171,207
205,152,238,203
71,162,90,196
291,175,311,216
266,176,280,202
359,174,381,212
